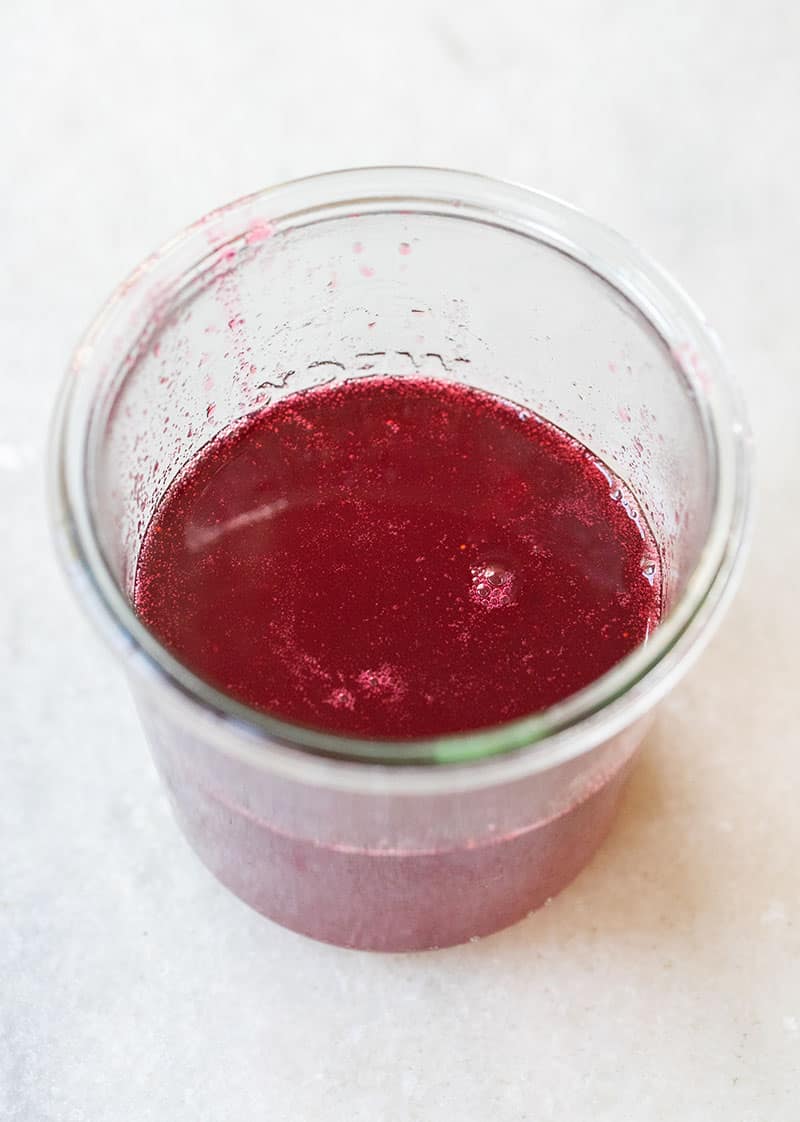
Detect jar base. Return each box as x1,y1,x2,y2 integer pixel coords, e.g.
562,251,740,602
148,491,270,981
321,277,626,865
165,755,635,952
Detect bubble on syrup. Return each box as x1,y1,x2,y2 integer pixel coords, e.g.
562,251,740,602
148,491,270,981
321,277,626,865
640,559,657,584
357,664,406,703
326,687,355,710
470,561,516,608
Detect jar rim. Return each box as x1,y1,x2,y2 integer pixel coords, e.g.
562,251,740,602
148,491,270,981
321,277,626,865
49,166,752,775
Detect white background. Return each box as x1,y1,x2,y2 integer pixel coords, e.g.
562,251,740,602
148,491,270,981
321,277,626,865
2,2,799,1118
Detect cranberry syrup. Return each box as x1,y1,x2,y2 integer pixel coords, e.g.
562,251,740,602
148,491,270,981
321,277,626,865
135,377,660,738
134,377,661,949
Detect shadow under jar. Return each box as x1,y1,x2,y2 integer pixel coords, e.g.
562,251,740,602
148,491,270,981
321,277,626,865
51,168,751,951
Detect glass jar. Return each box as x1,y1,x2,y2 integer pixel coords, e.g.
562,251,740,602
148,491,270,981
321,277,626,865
50,168,751,950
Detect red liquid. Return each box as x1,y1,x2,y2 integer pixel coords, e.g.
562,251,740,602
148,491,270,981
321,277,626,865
135,378,660,738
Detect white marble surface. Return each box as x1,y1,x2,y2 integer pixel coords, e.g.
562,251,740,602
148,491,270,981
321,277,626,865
2,2,799,1118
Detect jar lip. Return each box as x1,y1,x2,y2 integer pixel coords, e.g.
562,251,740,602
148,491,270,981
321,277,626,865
50,166,753,773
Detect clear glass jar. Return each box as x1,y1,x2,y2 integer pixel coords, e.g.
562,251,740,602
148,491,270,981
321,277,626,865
50,168,751,950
